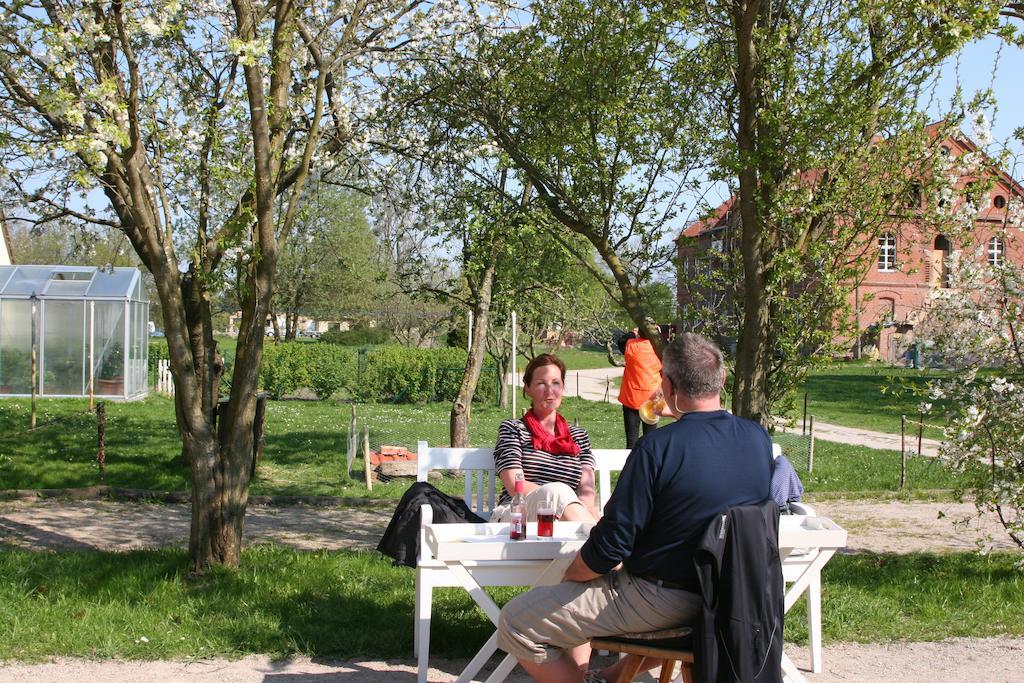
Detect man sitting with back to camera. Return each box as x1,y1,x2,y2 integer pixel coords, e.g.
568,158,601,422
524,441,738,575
496,332,773,682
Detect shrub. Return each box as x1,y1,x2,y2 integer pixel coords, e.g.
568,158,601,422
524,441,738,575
307,345,358,400
355,346,497,404
320,326,392,346
259,343,497,403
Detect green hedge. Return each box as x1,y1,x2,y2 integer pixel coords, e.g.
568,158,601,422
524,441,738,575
320,326,392,346
147,339,169,387
259,343,498,403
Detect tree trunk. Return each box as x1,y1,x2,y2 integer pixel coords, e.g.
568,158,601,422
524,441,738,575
729,0,771,426
497,352,510,409
451,265,496,447
285,312,298,341
270,313,281,342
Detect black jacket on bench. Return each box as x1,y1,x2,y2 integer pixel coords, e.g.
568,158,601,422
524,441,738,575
693,500,784,683
377,481,485,568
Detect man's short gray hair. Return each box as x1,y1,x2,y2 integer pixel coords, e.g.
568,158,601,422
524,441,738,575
661,333,724,399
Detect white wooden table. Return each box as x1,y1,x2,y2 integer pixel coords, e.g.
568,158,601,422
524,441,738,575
421,520,592,683
778,515,848,682
418,516,846,683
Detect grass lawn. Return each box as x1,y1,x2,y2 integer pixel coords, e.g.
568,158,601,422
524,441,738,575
789,362,948,440
0,396,629,498
0,394,974,500
0,546,1020,661
801,440,971,497
516,347,613,371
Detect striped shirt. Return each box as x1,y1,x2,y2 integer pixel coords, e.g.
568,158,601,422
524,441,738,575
494,418,595,505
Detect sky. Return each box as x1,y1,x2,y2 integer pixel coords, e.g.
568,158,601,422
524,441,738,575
928,33,1024,161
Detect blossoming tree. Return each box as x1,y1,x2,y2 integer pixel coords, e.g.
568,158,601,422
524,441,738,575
916,156,1024,552
0,0,483,573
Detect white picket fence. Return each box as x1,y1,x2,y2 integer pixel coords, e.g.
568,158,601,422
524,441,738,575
156,359,174,396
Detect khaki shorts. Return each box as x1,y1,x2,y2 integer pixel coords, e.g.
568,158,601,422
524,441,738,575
489,482,584,522
497,570,702,664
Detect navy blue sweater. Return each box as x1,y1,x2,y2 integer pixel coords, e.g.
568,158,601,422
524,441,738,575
580,410,772,592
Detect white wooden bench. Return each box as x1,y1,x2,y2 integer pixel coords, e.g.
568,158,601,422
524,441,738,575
413,440,825,680
413,441,630,680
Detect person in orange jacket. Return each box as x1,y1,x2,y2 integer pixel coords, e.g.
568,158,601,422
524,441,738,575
617,325,662,449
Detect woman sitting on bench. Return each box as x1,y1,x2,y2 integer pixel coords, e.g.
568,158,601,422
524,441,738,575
491,353,599,523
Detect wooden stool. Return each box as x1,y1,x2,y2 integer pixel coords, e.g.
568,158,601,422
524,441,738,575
590,627,694,683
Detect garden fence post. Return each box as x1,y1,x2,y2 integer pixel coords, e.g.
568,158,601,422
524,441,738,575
802,393,808,435
346,405,357,477
917,412,924,456
96,402,106,481
901,415,906,454
363,425,372,491
807,415,815,473
900,448,907,490
900,415,907,490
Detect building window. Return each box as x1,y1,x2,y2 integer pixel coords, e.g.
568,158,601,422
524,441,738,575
994,195,1007,209
878,233,897,271
988,236,1005,267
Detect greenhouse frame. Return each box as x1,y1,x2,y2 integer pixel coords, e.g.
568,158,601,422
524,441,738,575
0,265,149,400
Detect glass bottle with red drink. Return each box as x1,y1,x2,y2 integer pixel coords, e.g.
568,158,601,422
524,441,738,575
509,474,527,540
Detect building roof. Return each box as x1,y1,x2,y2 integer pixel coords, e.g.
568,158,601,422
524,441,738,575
680,196,735,239
0,265,146,301
677,126,1024,241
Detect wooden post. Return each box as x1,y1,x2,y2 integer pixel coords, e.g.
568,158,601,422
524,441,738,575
88,301,95,412
807,415,815,473
510,311,517,419
30,295,37,430
604,375,610,403
901,415,906,455
917,412,924,456
346,404,357,476
900,415,907,490
363,424,372,491
900,448,907,490
802,393,808,435
251,392,267,480
96,402,106,481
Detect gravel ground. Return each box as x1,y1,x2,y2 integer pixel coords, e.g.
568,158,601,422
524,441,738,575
1,496,1021,682
1,638,1023,683
1,496,1018,554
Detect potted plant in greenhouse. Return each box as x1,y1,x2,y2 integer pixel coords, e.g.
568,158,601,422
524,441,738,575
97,341,124,395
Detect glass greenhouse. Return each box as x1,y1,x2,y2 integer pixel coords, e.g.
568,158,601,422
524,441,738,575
0,265,149,399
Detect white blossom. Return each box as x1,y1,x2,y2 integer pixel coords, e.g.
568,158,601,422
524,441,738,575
971,111,993,147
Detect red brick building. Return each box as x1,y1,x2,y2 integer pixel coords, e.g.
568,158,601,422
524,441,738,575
676,130,1024,362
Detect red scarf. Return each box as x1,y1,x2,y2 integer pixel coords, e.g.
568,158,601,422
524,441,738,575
522,409,581,457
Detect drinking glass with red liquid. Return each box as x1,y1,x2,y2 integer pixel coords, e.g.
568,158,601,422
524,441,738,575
537,506,555,537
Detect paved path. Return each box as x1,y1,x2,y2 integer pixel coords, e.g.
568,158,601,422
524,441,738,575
786,420,941,456
572,368,941,455
570,366,623,403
